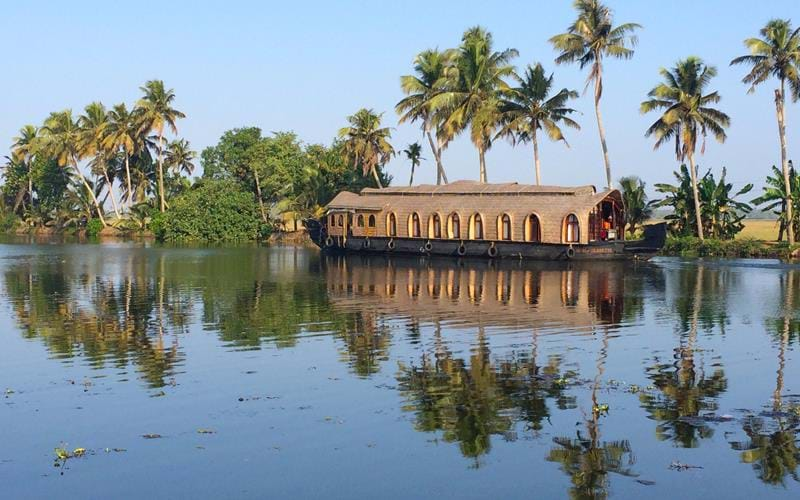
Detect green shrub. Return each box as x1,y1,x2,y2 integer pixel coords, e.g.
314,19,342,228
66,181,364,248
155,180,271,241
0,212,17,232
662,236,791,258
85,218,103,237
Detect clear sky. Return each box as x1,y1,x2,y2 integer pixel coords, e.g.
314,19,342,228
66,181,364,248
2,0,799,194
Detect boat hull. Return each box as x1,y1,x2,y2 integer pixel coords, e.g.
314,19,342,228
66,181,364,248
306,221,667,261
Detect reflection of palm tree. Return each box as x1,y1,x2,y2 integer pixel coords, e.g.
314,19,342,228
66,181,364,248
547,324,635,499
640,265,728,447
730,269,800,485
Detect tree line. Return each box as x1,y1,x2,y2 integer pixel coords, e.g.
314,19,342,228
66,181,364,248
2,0,800,243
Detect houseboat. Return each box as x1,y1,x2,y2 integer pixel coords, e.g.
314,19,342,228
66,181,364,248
307,180,666,261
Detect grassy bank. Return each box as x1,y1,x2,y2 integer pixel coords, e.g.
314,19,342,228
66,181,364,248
662,236,799,259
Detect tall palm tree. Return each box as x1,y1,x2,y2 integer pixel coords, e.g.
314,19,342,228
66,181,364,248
338,108,395,189
402,142,423,186
431,26,518,183
164,139,196,177
731,19,800,245
136,80,185,212
641,57,730,240
103,103,141,207
497,63,580,185
396,49,454,185
10,125,40,212
40,110,107,227
550,0,641,189
79,102,121,219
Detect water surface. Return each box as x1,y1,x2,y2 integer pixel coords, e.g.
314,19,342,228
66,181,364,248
1,241,799,498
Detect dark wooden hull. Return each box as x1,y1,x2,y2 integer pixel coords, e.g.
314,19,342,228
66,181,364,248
306,221,667,261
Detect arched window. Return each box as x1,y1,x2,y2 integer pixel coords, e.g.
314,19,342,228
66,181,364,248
387,213,397,237
499,214,512,241
429,213,442,239
329,214,335,227
470,214,484,240
409,213,421,237
357,214,365,227
337,215,344,227
448,213,461,239
525,214,541,242
564,214,580,243
368,215,376,228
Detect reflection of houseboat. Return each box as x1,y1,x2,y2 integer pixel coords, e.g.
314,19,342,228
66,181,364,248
308,181,665,260
324,255,629,330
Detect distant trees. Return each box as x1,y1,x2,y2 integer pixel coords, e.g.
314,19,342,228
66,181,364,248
402,142,423,186
338,108,395,188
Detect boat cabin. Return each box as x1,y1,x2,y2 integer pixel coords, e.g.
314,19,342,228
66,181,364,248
324,180,624,245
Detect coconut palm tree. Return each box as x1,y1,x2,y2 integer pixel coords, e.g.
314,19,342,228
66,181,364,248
338,108,395,189
402,142,423,186
79,102,122,219
618,176,653,235
497,63,580,185
431,26,518,183
731,19,800,245
10,125,39,212
164,139,196,177
136,80,185,212
396,49,454,185
550,0,641,189
641,57,730,240
103,103,141,207
40,110,107,227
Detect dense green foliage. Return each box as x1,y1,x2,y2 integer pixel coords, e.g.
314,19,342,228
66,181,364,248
618,176,653,235
751,164,800,241
154,180,270,241
662,236,797,259
655,165,752,239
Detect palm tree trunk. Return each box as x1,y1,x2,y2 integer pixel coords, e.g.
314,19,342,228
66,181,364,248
71,156,107,227
157,129,166,213
371,166,384,189
478,147,487,184
124,151,133,208
103,169,121,219
409,163,415,186
425,129,448,185
532,129,541,185
253,171,268,223
776,81,794,245
593,61,612,189
28,171,33,211
687,152,704,241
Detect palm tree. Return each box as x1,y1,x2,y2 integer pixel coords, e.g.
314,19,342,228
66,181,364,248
431,26,518,183
79,102,121,219
497,63,580,185
402,142,423,186
164,139,196,177
10,125,39,212
338,108,395,188
396,49,454,185
752,162,800,241
731,19,800,245
641,57,730,240
136,80,185,212
103,103,141,207
550,0,641,189
40,110,107,227
618,176,653,235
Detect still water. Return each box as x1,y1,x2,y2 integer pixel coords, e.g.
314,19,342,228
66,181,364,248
1,240,798,499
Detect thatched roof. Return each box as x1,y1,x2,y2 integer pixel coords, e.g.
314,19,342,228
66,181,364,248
361,180,597,196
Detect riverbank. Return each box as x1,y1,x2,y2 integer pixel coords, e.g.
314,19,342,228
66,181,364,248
661,236,800,259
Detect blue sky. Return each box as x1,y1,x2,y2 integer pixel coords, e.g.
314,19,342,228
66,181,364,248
2,0,799,194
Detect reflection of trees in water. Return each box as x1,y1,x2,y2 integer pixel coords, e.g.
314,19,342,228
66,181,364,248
640,265,728,448
3,257,182,388
547,325,636,499
729,270,800,486
396,326,575,462
335,311,392,377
